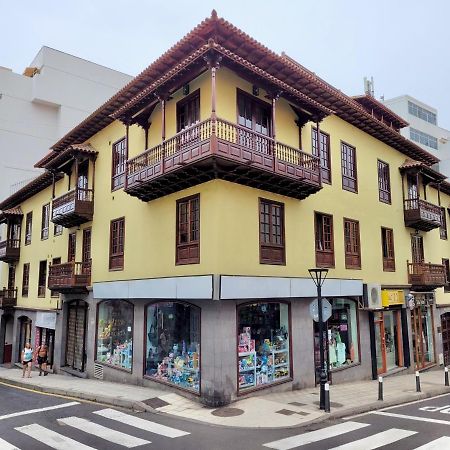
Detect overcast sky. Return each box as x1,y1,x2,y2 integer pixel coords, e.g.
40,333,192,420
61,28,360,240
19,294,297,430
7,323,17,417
1,0,449,128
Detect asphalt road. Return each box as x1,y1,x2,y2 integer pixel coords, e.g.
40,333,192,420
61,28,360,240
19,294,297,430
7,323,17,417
2,383,450,449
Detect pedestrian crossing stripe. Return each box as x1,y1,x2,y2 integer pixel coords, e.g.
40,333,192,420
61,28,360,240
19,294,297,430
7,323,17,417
413,436,450,449
93,408,190,438
57,416,150,447
0,436,20,450
15,423,96,450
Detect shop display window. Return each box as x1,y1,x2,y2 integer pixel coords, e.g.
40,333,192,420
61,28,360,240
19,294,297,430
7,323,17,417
96,300,133,371
237,302,291,391
145,302,200,393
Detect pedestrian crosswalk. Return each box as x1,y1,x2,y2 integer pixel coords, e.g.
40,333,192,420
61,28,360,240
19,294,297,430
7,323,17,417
262,420,450,450
8,408,190,449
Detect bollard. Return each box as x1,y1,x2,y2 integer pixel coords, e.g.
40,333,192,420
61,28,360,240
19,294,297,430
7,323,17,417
378,376,383,401
445,367,449,387
324,382,331,413
416,371,421,392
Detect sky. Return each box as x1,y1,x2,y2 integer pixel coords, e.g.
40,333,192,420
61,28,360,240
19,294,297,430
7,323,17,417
1,0,449,128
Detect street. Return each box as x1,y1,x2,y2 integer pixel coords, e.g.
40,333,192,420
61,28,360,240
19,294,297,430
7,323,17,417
2,383,450,449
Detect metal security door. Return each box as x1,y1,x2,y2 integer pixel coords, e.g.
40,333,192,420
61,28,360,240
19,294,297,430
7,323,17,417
442,313,450,366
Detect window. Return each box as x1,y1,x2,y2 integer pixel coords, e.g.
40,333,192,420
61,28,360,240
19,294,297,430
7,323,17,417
378,160,391,204
111,137,127,191
54,223,63,236
312,128,331,183
145,302,200,393
443,258,450,293
176,195,200,265
440,208,448,240
109,218,125,270
25,212,32,245
96,300,133,371
177,90,200,132
22,263,30,297
259,199,285,265
82,228,92,262
344,219,361,269
314,298,360,372
408,101,437,125
51,258,61,297
68,232,76,262
38,260,47,297
315,212,334,268
381,227,395,271
41,203,50,240
237,302,291,391
341,142,357,192
410,128,438,150
7,265,15,290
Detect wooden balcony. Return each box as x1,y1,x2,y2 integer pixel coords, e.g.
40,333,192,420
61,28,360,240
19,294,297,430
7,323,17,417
404,199,442,231
51,187,94,228
0,288,17,308
0,239,20,263
125,118,322,201
407,261,447,289
48,261,91,293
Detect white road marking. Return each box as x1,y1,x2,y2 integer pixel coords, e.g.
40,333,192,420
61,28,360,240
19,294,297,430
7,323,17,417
413,436,450,449
329,428,417,449
262,421,370,449
58,416,150,447
93,408,190,438
374,411,450,425
15,423,95,450
0,402,79,421
0,437,20,449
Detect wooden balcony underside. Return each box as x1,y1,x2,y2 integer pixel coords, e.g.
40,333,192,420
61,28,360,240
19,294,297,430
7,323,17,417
408,262,446,290
126,118,322,201
0,239,20,263
48,262,91,293
51,188,94,228
0,288,17,308
404,199,442,231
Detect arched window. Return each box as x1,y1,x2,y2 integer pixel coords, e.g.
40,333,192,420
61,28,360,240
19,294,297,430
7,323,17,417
145,302,200,393
96,300,133,371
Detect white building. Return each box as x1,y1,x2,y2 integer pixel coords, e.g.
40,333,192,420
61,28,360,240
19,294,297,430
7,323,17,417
383,95,450,178
0,46,132,204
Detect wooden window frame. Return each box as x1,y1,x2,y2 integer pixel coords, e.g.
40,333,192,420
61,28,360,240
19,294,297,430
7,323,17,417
440,207,448,240
82,228,92,263
176,89,200,132
341,141,358,193
343,218,361,269
111,137,127,191
312,127,331,184
236,88,272,136
38,260,47,297
381,227,396,272
176,195,200,265
109,217,125,271
259,198,286,265
377,159,391,204
25,212,32,245
68,232,76,262
51,257,61,297
41,203,50,240
22,263,30,297
443,258,450,293
54,223,63,236
315,212,335,268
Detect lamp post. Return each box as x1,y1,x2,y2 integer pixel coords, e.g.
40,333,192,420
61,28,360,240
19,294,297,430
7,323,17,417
309,267,329,410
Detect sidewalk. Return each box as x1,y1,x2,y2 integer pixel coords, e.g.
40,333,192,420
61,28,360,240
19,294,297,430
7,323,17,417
0,366,449,428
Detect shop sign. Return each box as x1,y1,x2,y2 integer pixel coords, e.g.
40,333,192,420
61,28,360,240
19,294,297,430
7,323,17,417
381,290,405,308
35,312,56,330
408,292,435,309
309,298,332,322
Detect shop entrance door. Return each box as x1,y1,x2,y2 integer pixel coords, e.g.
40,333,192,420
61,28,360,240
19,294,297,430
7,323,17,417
374,313,386,374
65,300,87,372
442,313,450,366
411,305,435,369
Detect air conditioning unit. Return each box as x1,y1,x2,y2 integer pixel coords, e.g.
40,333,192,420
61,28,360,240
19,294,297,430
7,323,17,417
362,283,382,310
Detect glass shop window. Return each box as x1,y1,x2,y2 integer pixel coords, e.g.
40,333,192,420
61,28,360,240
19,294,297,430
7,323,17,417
96,300,133,371
145,302,200,393
237,302,291,391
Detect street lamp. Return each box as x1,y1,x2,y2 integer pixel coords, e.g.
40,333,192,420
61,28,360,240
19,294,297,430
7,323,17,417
309,267,329,410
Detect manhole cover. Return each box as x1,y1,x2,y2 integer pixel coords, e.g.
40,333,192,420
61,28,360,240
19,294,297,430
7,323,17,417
313,400,343,408
211,407,244,417
142,398,170,409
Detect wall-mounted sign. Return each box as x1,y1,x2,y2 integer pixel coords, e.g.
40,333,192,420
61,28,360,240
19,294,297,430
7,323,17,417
381,290,405,307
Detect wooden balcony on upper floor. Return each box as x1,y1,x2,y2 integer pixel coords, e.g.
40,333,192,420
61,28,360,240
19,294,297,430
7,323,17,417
51,187,94,228
125,117,322,201
404,198,442,231
48,261,91,293
0,288,17,308
407,261,447,289
0,239,20,263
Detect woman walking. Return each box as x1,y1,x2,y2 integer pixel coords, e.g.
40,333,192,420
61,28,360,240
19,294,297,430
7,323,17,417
35,343,49,376
21,342,33,378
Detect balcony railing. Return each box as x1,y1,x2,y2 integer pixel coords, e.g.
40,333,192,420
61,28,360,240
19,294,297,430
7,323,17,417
0,239,20,262
407,261,447,288
48,261,91,293
125,117,321,201
404,198,442,231
51,187,94,228
0,288,17,308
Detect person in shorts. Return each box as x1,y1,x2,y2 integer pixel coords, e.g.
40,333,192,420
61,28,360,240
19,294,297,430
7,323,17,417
21,342,33,378
35,343,49,376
